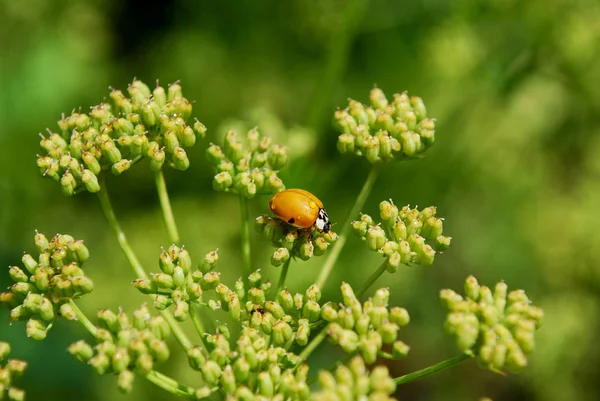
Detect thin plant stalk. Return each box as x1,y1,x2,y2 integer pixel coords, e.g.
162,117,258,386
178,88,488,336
316,164,381,288
393,354,472,385
296,324,329,367
275,258,292,297
154,169,180,245
96,176,192,350
239,195,251,286
356,260,387,298
96,182,148,281
145,370,197,399
190,305,210,350
68,299,98,337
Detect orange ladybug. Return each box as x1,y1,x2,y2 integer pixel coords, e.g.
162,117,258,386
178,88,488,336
268,189,331,233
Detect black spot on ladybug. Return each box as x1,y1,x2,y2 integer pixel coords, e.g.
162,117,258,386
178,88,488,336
288,218,295,224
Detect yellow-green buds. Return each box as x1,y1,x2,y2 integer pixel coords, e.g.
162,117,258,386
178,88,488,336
38,80,206,194
68,305,171,392
207,128,287,198
1,233,94,339
353,200,451,269
324,283,410,363
256,215,338,264
0,342,28,401
441,276,544,373
335,88,436,164
311,356,397,400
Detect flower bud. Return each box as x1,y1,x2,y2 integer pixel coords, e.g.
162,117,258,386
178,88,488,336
26,318,49,340
39,296,55,321
68,340,94,363
272,320,293,345
81,169,100,193
201,360,222,386
373,287,390,307
352,220,368,238
271,247,290,267
338,133,355,154
380,200,399,224
277,290,294,312
172,147,190,171
366,225,386,251
268,145,288,170
370,88,389,109
173,301,189,321
302,300,321,322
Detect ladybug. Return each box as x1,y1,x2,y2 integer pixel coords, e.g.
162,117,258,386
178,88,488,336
268,189,331,233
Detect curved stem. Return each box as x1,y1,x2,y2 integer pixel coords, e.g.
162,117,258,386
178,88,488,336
393,353,472,385
68,300,98,338
316,164,381,289
296,324,329,367
356,260,387,298
145,370,197,398
154,170,180,245
306,0,369,130
275,258,292,297
96,179,148,280
239,195,251,286
97,175,192,350
189,306,209,350
161,311,192,350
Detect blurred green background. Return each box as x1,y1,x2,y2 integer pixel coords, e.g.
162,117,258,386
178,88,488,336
2,0,600,400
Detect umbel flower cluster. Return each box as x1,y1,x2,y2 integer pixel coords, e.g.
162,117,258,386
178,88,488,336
441,276,544,372
0,232,93,340
353,200,452,271
132,245,218,321
323,284,410,363
68,305,171,393
0,342,27,401
255,215,338,265
335,88,436,163
207,128,287,198
36,79,206,195
311,356,397,401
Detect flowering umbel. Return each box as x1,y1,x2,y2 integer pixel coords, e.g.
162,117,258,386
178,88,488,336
36,79,206,195
0,342,27,401
68,305,171,393
207,128,286,198
441,276,544,373
0,232,93,340
335,88,435,163
353,200,451,271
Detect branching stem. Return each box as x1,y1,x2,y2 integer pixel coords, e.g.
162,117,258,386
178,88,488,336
356,260,388,298
394,353,472,385
316,164,381,289
154,170,180,245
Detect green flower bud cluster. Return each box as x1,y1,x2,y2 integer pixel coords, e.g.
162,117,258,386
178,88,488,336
352,200,451,271
440,276,544,373
0,342,27,401
68,304,171,393
0,232,93,340
37,79,206,194
188,326,310,400
323,283,410,364
132,245,218,321
335,88,435,163
255,215,338,265
207,128,286,198
311,356,397,401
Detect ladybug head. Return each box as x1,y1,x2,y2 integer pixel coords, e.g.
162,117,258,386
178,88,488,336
316,208,330,233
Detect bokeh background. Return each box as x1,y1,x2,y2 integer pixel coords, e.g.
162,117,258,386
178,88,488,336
2,0,600,400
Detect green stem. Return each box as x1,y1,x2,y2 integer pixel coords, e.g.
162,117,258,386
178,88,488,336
393,354,472,385
68,300,98,338
316,164,381,289
275,258,292,297
356,260,387,298
97,175,192,351
154,170,180,245
239,195,251,286
189,306,209,349
161,311,193,350
96,179,148,281
306,0,369,130
145,370,197,398
296,324,329,367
